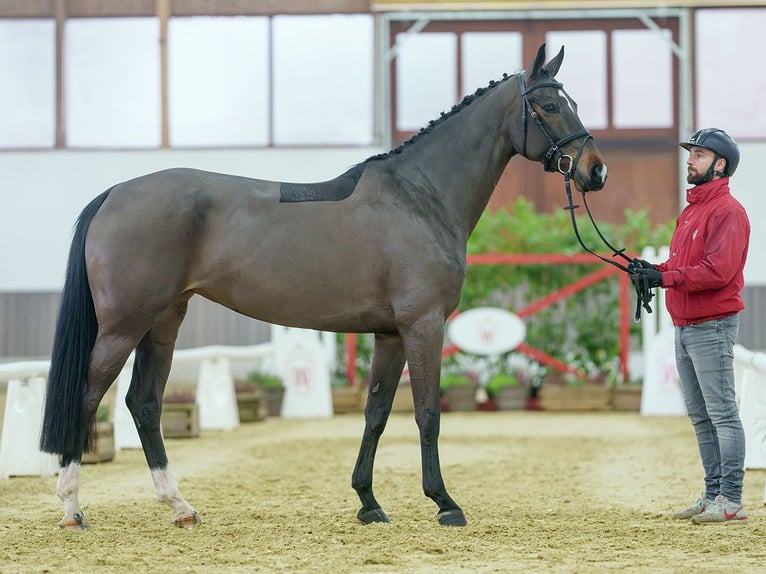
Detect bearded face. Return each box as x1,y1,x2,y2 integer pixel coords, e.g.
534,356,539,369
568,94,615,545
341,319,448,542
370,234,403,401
685,145,725,185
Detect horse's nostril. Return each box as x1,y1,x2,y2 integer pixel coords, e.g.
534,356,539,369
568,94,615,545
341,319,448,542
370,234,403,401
592,163,608,184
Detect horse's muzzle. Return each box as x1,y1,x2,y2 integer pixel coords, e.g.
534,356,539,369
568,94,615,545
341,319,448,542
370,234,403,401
577,160,607,192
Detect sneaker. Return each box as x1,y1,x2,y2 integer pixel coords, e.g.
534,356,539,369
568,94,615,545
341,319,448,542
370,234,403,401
673,494,715,520
691,495,748,524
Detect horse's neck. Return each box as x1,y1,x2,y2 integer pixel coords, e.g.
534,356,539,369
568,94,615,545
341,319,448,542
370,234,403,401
393,87,517,239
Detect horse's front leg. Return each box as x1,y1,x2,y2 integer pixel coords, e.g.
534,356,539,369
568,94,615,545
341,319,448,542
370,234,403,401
403,319,467,526
352,333,406,524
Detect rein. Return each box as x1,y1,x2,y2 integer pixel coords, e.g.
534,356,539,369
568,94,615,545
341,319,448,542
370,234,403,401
517,73,656,321
561,175,655,321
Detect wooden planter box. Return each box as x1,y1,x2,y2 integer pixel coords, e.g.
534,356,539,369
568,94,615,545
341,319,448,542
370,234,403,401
162,402,200,438
391,382,414,412
538,383,612,411
493,385,529,411
82,421,115,464
441,384,477,412
332,384,367,414
237,390,266,422
611,385,642,411
261,387,285,417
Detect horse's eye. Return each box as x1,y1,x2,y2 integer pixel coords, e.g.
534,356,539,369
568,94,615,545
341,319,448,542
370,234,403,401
543,103,558,113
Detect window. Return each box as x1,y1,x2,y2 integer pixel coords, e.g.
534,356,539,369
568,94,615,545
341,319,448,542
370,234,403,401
696,8,766,139
612,29,673,128
395,32,457,132
545,31,607,129
461,32,523,98
65,18,161,148
272,15,374,145
0,20,55,148
169,17,270,147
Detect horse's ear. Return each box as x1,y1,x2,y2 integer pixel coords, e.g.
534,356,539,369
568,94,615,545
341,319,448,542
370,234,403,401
524,44,547,82
544,46,565,78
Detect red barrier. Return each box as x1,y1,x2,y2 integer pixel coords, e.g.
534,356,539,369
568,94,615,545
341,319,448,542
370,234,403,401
345,253,632,386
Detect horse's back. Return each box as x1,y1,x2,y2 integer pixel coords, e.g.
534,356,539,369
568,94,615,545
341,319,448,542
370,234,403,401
113,167,280,203
92,167,280,230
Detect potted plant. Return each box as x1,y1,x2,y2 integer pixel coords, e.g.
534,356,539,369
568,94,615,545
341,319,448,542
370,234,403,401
234,378,266,422
486,372,528,411
440,372,478,412
246,371,285,417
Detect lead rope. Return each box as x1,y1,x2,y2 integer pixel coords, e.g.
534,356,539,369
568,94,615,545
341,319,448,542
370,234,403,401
562,173,655,321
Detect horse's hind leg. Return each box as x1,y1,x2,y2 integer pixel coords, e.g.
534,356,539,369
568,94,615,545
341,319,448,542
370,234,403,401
401,316,467,526
58,332,139,529
126,301,200,527
352,333,406,524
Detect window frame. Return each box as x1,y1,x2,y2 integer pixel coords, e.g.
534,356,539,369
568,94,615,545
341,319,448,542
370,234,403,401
387,17,681,146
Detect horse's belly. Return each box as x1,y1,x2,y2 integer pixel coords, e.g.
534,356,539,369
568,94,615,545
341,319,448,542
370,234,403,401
196,274,396,334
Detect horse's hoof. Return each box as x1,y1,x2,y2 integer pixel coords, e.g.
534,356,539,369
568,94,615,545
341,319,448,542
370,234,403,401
437,508,467,526
174,510,201,528
59,511,90,530
357,507,390,524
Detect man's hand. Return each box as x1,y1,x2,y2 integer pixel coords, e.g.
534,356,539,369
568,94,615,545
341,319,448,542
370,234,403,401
627,258,657,273
629,268,663,289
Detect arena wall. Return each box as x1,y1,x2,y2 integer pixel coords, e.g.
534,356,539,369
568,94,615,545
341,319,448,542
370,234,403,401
1,144,764,356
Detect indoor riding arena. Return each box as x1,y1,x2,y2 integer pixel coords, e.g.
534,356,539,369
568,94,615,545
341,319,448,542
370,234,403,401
2,1,766,573
2,405,766,572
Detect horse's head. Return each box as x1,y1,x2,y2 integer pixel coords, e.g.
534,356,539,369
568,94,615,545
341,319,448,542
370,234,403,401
509,44,607,193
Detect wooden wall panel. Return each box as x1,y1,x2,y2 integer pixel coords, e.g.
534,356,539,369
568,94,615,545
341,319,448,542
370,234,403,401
171,0,370,16
0,0,371,18
488,142,680,226
66,0,156,17
0,0,53,17
0,293,271,359
0,293,60,358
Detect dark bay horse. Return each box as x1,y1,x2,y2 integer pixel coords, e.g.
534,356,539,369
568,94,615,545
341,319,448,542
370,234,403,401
40,44,607,530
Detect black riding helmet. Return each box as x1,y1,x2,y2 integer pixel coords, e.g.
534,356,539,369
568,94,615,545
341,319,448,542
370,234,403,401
679,128,740,179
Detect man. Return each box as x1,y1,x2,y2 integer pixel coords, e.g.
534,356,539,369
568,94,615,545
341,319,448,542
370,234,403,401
630,128,750,524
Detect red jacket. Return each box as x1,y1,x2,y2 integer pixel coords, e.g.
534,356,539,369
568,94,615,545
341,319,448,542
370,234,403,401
657,177,750,326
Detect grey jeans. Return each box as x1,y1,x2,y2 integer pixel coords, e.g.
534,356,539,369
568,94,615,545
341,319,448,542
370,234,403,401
675,313,745,503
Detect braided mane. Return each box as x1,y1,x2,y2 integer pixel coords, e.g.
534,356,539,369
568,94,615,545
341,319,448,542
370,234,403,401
365,72,517,163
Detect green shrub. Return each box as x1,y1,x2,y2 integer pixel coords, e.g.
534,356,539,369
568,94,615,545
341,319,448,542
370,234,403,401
247,371,284,389
96,403,110,423
485,373,521,395
439,372,476,390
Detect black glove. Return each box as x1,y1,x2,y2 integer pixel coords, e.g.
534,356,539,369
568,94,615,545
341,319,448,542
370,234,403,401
627,258,657,273
629,267,663,289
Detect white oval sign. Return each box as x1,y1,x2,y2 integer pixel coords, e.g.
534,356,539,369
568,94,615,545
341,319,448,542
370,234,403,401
447,307,526,355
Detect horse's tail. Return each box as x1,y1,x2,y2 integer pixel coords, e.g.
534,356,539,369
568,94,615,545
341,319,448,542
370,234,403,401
39,188,113,457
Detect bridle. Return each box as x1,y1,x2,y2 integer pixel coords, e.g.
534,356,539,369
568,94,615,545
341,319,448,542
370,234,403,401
518,72,655,321
517,73,591,176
